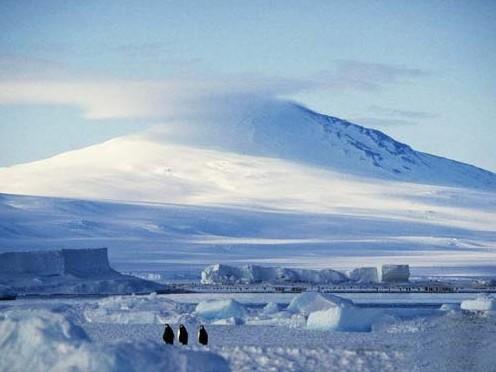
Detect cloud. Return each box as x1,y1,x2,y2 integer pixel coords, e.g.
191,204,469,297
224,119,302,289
0,55,74,80
0,78,308,121
351,105,437,128
368,105,437,119
0,57,430,122
350,117,418,127
311,60,430,92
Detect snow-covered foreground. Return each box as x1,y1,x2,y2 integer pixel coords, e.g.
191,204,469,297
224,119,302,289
1,292,496,371
0,308,228,372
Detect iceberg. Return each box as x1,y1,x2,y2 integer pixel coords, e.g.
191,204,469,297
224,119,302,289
201,264,348,285
380,264,410,283
0,248,165,295
0,248,116,277
0,284,16,300
0,250,65,276
348,267,379,283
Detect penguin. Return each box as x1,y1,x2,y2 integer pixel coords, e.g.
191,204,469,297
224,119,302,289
178,324,188,345
162,323,174,345
198,325,208,346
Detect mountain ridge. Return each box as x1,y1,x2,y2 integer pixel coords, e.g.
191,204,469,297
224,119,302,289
137,101,495,189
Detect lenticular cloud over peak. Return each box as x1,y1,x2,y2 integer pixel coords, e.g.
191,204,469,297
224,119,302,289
0,76,305,122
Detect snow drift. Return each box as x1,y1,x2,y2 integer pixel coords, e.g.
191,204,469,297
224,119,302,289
195,299,248,321
201,264,348,285
0,309,230,372
287,292,353,315
84,293,188,325
306,306,383,332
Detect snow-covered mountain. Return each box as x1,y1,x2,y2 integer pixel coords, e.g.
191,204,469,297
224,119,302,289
0,101,494,205
0,101,495,275
141,101,496,189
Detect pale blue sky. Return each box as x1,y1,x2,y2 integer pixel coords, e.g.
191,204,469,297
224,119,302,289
1,0,495,170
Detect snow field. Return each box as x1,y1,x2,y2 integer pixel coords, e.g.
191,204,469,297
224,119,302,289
1,192,495,276
0,309,229,372
2,292,496,371
83,293,194,325
215,346,402,372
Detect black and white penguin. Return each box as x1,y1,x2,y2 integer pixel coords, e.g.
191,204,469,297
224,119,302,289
162,323,174,345
198,325,208,346
178,324,188,345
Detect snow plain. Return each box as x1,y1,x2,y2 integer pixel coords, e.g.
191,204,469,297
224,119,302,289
0,189,494,278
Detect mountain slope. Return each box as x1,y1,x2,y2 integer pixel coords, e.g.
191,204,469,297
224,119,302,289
0,101,494,204
1,192,495,276
143,101,496,189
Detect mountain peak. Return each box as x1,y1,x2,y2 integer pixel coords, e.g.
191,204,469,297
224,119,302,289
141,100,495,190
0,101,494,204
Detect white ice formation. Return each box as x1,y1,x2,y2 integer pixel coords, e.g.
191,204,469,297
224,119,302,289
0,248,165,295
380,264,410,283
201,264,349,285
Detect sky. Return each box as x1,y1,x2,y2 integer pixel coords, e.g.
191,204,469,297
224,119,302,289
0,0,495,171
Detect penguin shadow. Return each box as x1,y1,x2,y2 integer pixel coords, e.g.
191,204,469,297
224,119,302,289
162,323,209,347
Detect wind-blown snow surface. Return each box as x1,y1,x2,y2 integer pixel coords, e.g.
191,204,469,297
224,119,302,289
0,102,495,274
